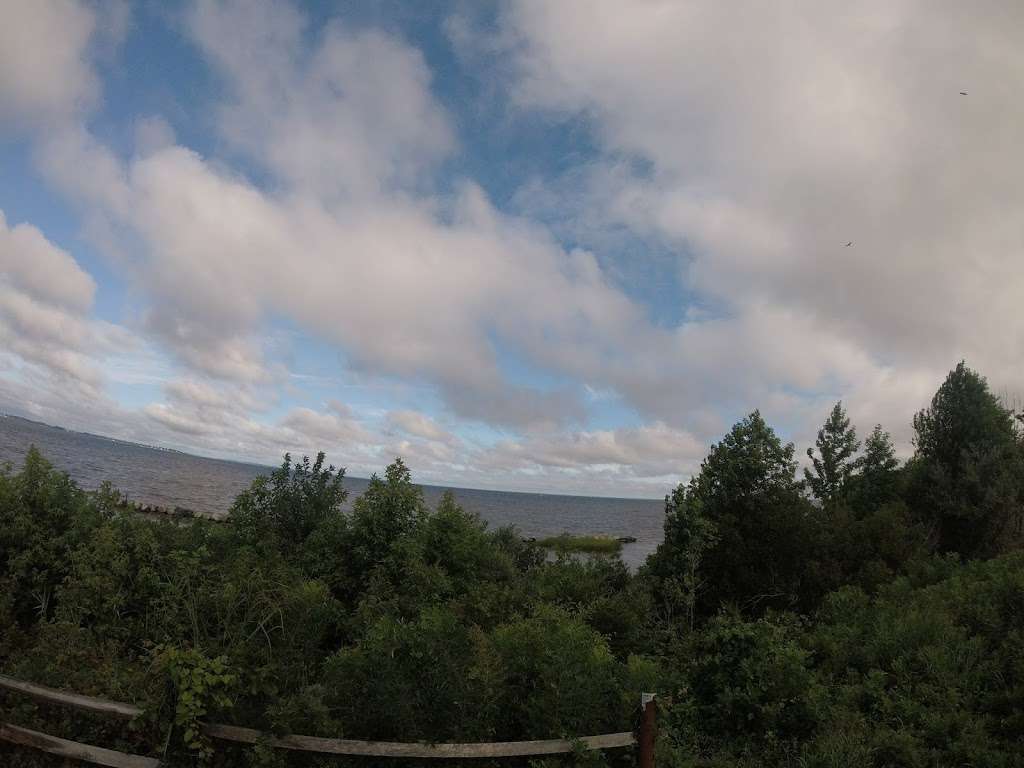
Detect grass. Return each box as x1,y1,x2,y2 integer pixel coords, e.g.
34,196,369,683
535,533,623,554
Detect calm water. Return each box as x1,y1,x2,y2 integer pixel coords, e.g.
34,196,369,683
0,414,666,568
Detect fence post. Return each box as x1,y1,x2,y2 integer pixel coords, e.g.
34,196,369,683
638,693,656,768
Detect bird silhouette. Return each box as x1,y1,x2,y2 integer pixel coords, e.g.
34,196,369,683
845,241,853,247
960,91,968,95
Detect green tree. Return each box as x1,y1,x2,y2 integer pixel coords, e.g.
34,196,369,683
228,452,347,550
340,458,428,602
684,612,820,745
847,424,900,514
324,606,492,741
804,401,860,508
487,606,626,739
350,459,425,556
0,447,103,626
644,483,718,628
910,362,1023,557
647,412,820,618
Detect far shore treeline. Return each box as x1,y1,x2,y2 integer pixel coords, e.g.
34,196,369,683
2,361,1023,766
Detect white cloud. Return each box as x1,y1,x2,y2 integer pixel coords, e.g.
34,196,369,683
32,2,661,429
13,1,651,438
476,0,1024,435
187,0,454,202
387,409,457,445
0,0,98,127
141,383,382,466
280,406,373,446
0,210,131,399
0,210,95,310
483,422,705,480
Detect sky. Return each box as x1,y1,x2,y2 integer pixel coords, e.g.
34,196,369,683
1,0,1022,498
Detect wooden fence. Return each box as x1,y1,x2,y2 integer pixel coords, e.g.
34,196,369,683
0,674,655,766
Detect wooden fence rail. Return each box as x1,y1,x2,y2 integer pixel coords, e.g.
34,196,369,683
0,675,143,719
0,674,651,763
202,722,635,758
0,723,159,768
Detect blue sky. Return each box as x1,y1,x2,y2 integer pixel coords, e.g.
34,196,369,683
2,0,1022,496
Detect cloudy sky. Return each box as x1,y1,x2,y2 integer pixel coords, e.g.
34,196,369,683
1,0,1022,497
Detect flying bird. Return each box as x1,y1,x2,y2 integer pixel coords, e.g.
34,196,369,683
845,241,853,247
960,91,968,95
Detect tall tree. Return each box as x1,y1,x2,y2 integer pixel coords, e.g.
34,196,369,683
804,401,860,507
646,411,819,619
645,482,718,628
911,362,1023,557
847,424,900,514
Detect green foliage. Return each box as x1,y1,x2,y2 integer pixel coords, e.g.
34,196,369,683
680,612,820,746
803,553,1024,765
324,606,492,741
3,360,1024,767
805,401,860,508
910,361,1024,557
646,411,821,618
652,555,1024,767
0,446,103,626
846,424,901,514
155,645,236,759
0,451,654,763
342,458,427,595
228,451,347,550
487,607,626,738
815,500,931,593
643,481,718,628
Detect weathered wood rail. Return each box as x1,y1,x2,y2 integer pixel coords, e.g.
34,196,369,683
0,723,160,768
0,673,653,763
202,722,635,758
0,674,143,719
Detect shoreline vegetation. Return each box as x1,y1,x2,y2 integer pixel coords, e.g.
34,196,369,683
2,361,1024,767
534,533,627,554
117,494,635,551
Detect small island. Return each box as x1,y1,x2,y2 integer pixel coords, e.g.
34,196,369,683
535,533,625,554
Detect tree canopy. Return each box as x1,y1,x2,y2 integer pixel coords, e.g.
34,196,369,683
804,400,860,507
910,361,1023,557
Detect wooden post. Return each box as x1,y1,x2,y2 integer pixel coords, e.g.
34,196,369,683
638,693,656,768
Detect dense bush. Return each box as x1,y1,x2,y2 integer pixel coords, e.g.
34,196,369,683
2,361,1023,767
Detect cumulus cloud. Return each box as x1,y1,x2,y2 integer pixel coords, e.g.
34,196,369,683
141,378,383,467
187,0,454,201
0,210,131,399
482,422,705,481
280,406,373,446
486,0,1024,425
0,210,95,310
32,0,670,432
0,0,98,127
387,409,457,444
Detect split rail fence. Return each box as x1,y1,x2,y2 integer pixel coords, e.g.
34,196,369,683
0,674,657,767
